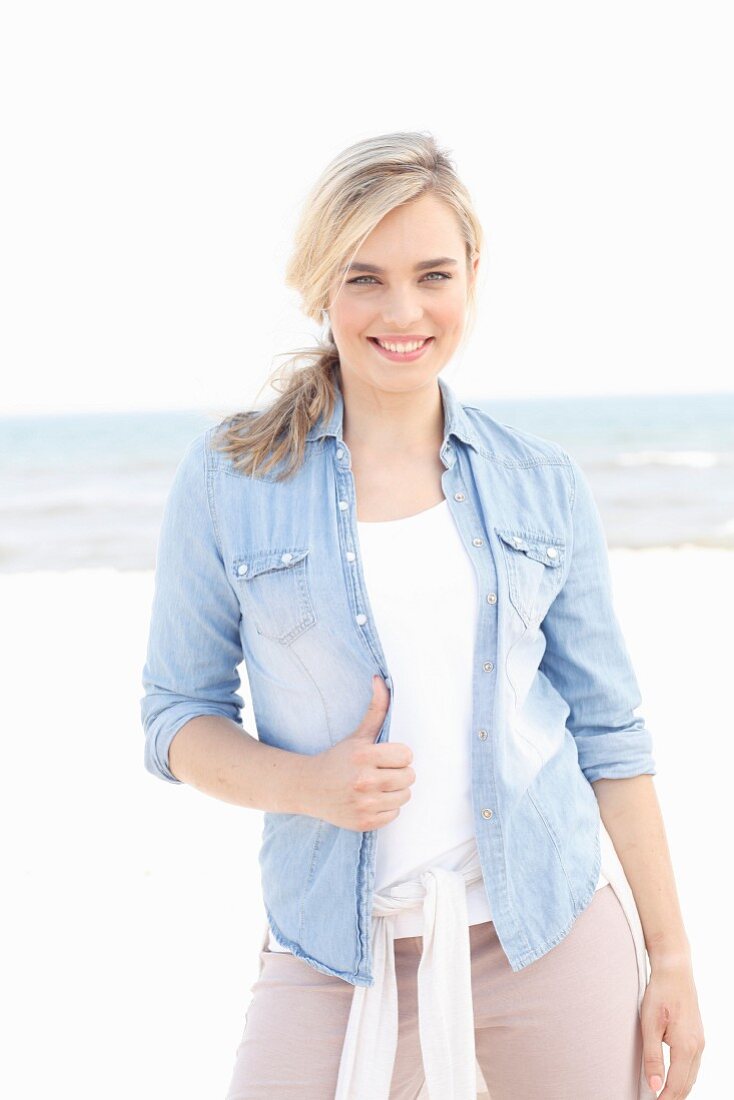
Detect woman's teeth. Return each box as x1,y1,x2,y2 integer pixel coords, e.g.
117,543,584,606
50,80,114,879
374,338,428,353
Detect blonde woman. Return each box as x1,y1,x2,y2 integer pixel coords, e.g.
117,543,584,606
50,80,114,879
140,132,704,1099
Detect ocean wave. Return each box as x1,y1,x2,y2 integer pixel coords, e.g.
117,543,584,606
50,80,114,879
615,450,733,468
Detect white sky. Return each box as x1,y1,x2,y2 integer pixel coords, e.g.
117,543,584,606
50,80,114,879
2,1,732,416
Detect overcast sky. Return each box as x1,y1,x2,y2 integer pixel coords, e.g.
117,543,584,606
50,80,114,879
2,1,732,416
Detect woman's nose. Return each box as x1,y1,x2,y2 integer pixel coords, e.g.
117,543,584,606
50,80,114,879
379,289,424,328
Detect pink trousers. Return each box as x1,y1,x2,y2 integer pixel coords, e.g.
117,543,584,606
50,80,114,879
224,883,648,1099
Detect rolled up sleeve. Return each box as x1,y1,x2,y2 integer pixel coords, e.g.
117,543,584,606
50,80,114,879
140,429,245,784
539,451,656,784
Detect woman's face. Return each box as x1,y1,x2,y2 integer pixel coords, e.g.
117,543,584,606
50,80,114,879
326,192,478,393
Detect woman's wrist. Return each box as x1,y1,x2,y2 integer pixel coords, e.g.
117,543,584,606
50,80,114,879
646,936,692,970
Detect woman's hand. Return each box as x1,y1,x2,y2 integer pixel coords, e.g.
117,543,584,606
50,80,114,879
302,675,416,832
640,954,705,1097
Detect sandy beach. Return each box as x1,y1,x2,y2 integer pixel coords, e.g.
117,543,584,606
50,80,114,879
2,547,725,1097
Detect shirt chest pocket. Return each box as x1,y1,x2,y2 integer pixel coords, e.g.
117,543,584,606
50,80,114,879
494,528,566,628
232,548,316,645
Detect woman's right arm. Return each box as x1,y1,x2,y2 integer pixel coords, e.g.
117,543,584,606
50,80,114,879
167,713,315,812
139,430,312,813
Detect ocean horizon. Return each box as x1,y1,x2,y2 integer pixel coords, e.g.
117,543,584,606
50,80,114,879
2,390,733,572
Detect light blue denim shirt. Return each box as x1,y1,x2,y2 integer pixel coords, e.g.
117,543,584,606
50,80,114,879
140,373,656,986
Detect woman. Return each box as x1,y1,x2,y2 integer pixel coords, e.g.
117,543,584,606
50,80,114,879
140,132,704,1099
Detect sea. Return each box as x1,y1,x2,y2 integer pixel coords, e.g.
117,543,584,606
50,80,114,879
1,391,733,572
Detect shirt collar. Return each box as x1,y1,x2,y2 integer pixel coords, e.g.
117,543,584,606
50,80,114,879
305,372,482,453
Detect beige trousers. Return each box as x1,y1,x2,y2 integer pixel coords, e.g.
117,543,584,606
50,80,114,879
225,883,650,1099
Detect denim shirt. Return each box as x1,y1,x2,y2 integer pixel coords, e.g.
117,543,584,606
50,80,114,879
140,373,656,985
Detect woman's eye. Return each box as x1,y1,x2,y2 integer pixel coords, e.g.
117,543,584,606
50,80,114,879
348,271,452,286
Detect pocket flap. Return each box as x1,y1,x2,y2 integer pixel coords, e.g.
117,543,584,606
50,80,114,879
233,548,310,581
495,529,565,568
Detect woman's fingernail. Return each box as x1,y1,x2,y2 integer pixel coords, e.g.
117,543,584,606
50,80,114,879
650,1075,663,1092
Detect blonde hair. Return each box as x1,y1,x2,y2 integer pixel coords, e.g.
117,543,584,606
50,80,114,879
211,130,484,481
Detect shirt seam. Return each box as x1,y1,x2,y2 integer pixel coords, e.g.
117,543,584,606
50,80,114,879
565,450,578,513
203,427,226,561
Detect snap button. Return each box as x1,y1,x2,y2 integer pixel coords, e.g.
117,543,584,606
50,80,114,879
454,492,466,502
237,563,248,576
472,537,484,547
280,552,293,564
355,613,367,626
546,546,558,559
483,661,494,673
486,592,497,604
481,808,494,819
338,500,349,510
346,551,356,562
477,729,488,740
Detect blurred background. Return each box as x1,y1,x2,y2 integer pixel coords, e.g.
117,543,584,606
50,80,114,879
1,1,730,1096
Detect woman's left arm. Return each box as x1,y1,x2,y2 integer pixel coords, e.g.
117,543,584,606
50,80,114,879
592,775,705,1098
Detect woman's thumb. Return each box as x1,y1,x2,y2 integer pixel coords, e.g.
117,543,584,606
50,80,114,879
352,675,389,738
371,673,390,699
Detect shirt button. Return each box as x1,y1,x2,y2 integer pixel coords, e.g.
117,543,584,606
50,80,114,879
477,729,488,740
280,552,293,563
336,448,344,459
237,563,248,576
346,551,356,562
486,592,497,603
338,500,349,510
481,808,494,820
472,537,484,547
483,661,494,672
546,546,558,558
355,613,367,626
454,492,466,502
513,537,523,547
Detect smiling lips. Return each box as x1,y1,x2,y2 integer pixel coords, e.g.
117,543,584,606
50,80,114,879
367,335,435,361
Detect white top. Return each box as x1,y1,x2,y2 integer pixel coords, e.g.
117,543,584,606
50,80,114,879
263,498,651,1098
361,496,493,936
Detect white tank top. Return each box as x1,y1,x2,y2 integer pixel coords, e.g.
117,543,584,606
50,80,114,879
267,496,609,952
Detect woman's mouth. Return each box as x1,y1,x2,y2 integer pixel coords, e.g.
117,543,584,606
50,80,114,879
367,336,435,362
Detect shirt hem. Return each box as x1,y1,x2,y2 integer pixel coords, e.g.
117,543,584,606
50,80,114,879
264,905,374,988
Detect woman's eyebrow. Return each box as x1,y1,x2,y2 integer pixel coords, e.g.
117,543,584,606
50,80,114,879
342,256,459,275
